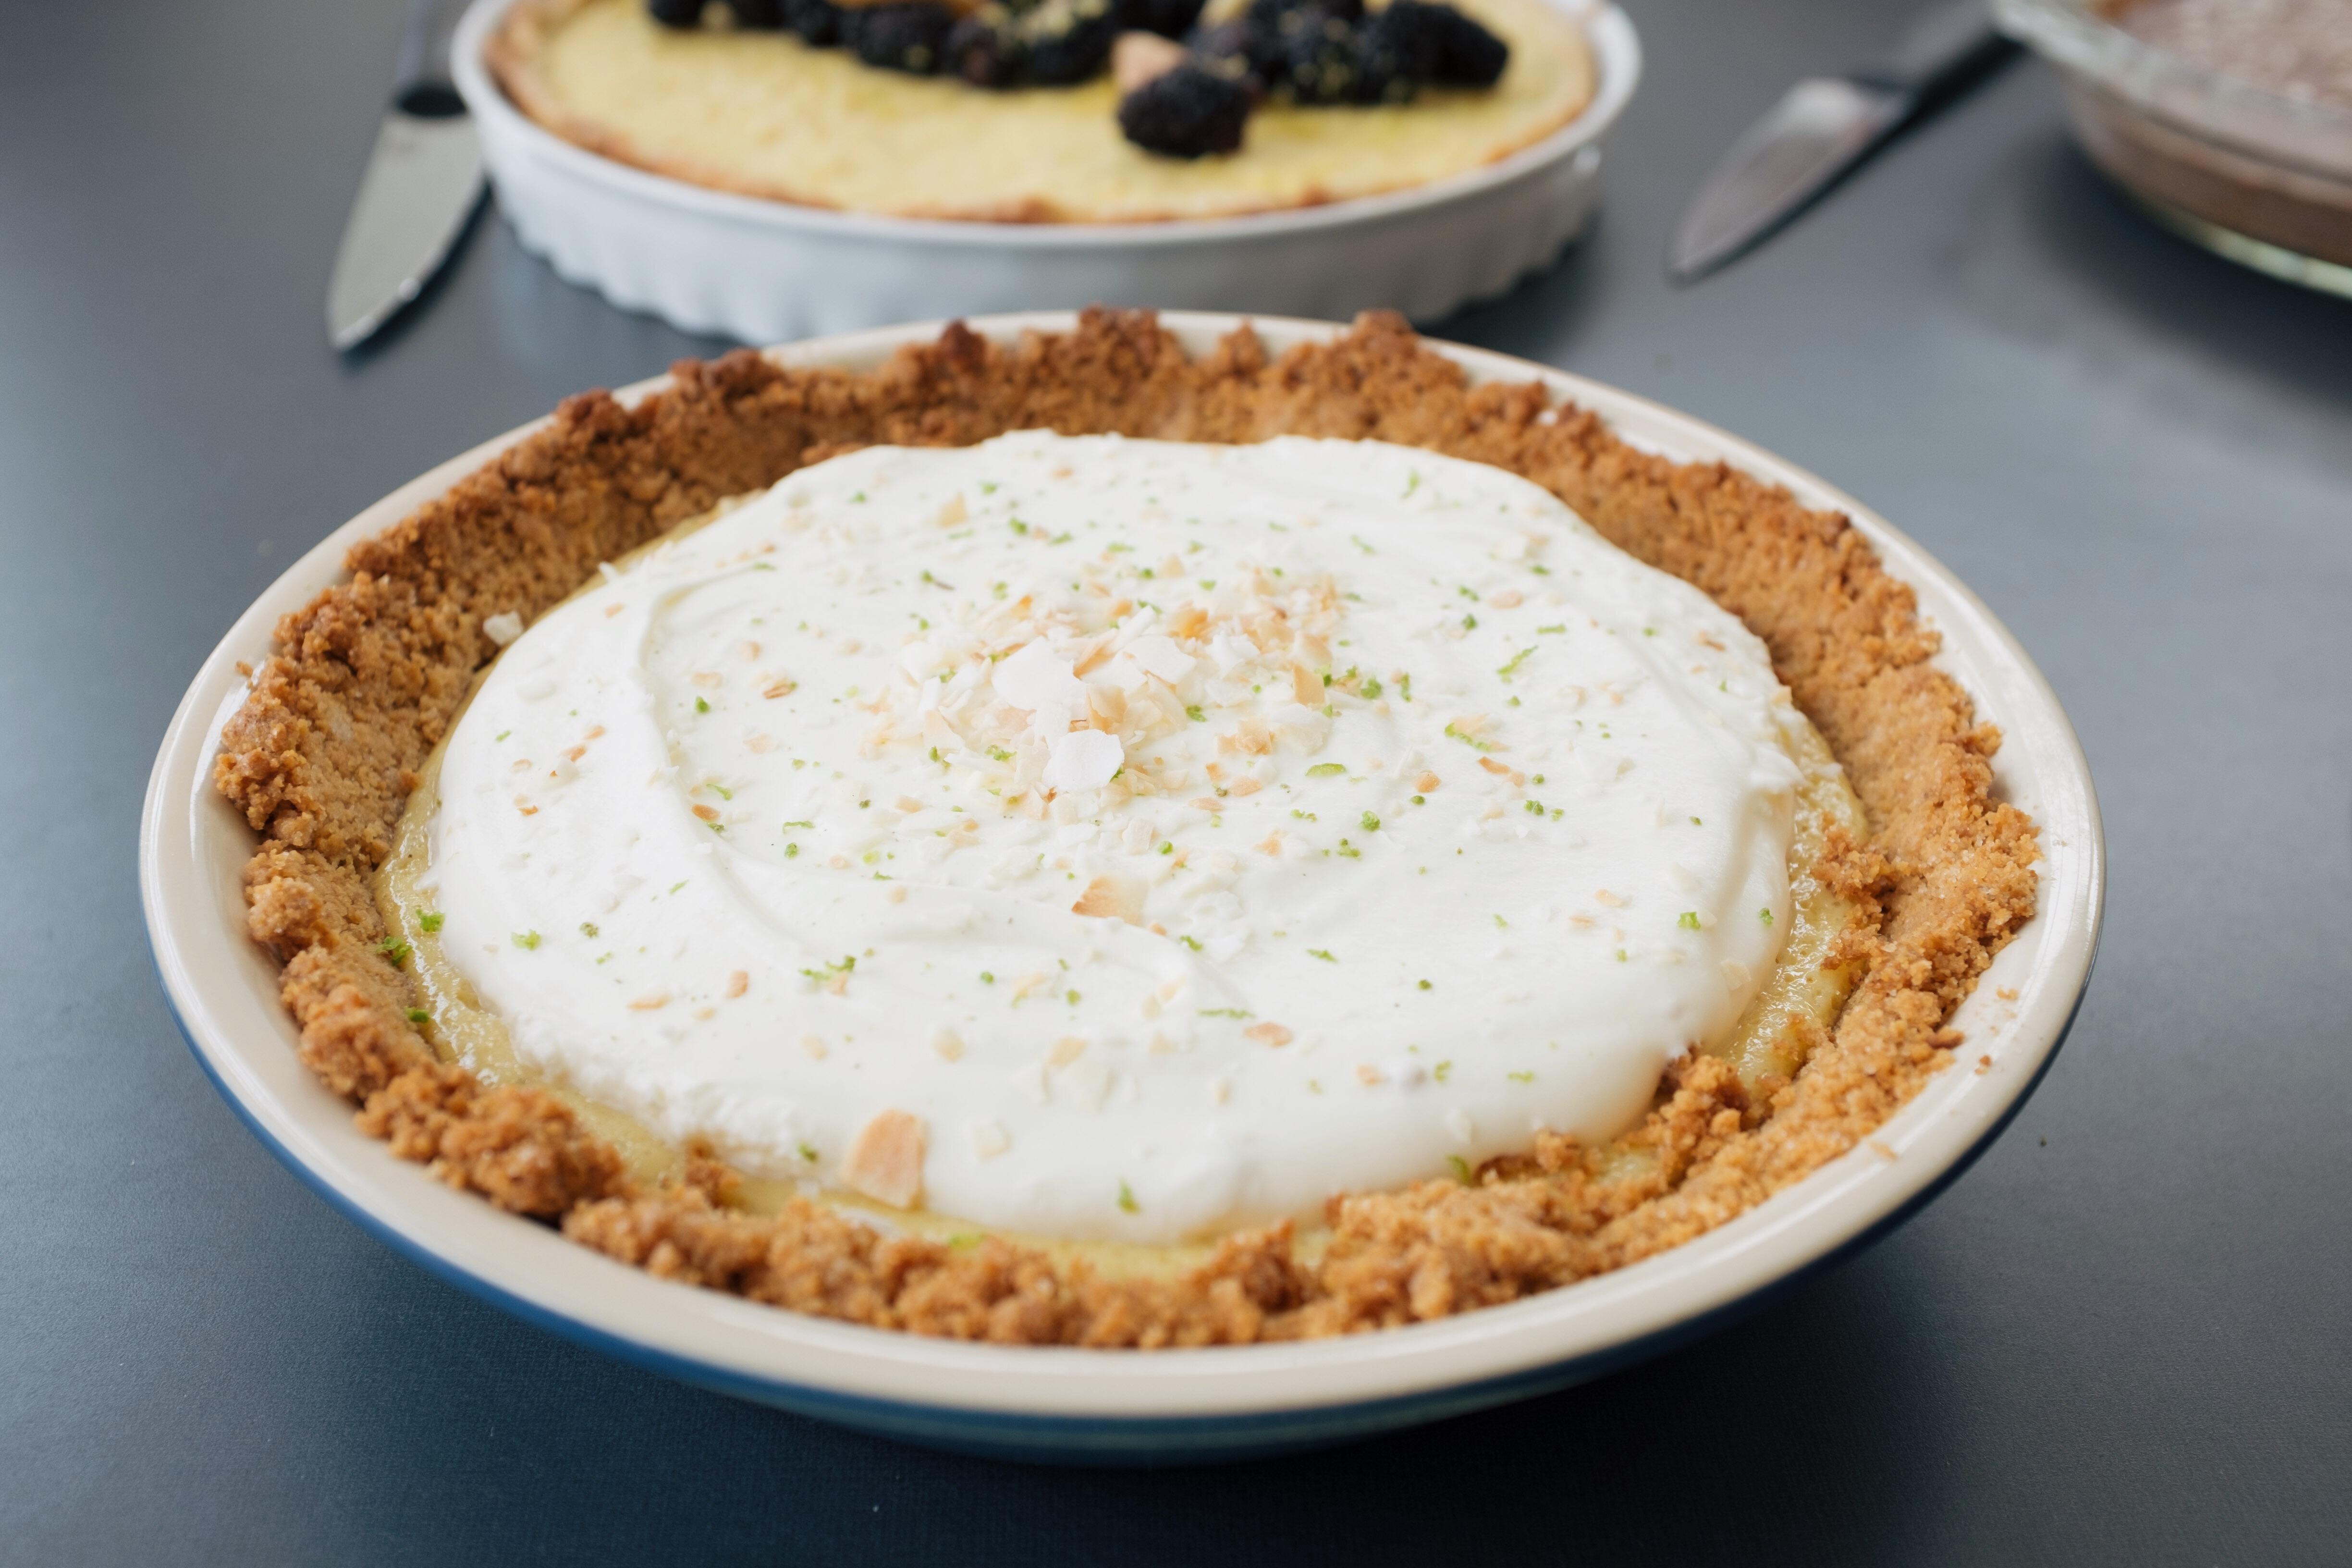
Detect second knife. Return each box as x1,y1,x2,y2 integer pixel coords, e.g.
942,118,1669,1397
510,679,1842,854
1667,0,2017,284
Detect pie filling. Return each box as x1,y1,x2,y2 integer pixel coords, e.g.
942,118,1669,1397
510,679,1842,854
383,432,1861,1251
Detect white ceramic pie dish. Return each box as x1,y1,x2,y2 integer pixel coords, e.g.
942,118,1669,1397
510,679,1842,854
448,0,1642,339
143,312,2101,1464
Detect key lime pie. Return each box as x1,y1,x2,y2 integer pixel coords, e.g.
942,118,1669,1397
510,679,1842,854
217,312,2038,1345
487,0,1597,220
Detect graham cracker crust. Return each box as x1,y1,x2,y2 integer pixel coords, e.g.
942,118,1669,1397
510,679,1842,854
214,311,2037,1346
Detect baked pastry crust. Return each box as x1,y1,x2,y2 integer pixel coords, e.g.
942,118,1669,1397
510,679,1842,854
485,0,1597,223
215,311,2037,1346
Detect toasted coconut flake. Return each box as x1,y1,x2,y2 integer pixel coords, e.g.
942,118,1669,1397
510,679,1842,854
1071,872,1146,925
1243,1022,1295,1048
627,992,669,1010
933,1028,966,1061
1044,727,1124,792
1415,771,1442,791
724,970,748,998
840,1109,926,1209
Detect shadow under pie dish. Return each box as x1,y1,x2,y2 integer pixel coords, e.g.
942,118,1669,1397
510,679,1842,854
144,311,2099,1461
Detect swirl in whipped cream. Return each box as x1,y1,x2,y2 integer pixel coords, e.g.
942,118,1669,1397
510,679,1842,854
419,433,1811,1243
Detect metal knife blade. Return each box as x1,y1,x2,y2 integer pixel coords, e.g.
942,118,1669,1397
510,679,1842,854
327,0,481,351
1667,0,2017,284
327,109,483,350
1667,76,1911,284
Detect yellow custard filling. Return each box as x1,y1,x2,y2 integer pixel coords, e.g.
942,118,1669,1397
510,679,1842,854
496,0,1597,220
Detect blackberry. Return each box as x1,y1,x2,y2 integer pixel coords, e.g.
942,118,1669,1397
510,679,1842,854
1019,0,1119,85
1245,0,1360,28
728,0,786,25
945,9,1027,85
845,1,957,73
1351,15,1418,102
647,0,707,27
1117,0,1207,38
1372,0,1507,86
1187,17,1283,88
1279,12,1364,104
783,0,846,44
1118,63,1252,156
1433,3,1508,84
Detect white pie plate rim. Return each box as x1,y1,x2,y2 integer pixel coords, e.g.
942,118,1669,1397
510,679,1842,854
142,312,2101,1444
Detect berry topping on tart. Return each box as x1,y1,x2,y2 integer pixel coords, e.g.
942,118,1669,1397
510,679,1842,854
845,1,959,73
493,0,1590,218
1117,60,1255,153
637,0,1512,155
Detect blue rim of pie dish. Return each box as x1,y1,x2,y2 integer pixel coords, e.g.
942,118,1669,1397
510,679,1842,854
156,946,2088,1465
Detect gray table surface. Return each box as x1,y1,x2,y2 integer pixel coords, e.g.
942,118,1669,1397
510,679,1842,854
5,0,2347,1560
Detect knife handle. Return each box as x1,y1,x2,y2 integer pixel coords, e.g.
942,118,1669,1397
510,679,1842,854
1854,0,2017,98
392,0,468,117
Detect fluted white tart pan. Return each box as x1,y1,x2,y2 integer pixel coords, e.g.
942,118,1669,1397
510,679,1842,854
449,0,1641,339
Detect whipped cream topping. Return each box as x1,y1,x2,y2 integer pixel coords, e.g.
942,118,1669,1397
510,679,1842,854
424,433,1807,1243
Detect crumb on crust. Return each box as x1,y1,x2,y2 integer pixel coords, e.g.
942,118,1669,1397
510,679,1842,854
215,309,2038,1346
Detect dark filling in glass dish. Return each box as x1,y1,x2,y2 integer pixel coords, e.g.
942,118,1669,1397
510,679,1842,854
2108,0,2352,111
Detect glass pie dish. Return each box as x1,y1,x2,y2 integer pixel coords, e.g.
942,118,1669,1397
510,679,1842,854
1994,0,2352,296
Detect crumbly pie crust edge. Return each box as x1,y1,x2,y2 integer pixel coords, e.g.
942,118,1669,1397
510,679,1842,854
213,310,2038,1347
482,0,1594,225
